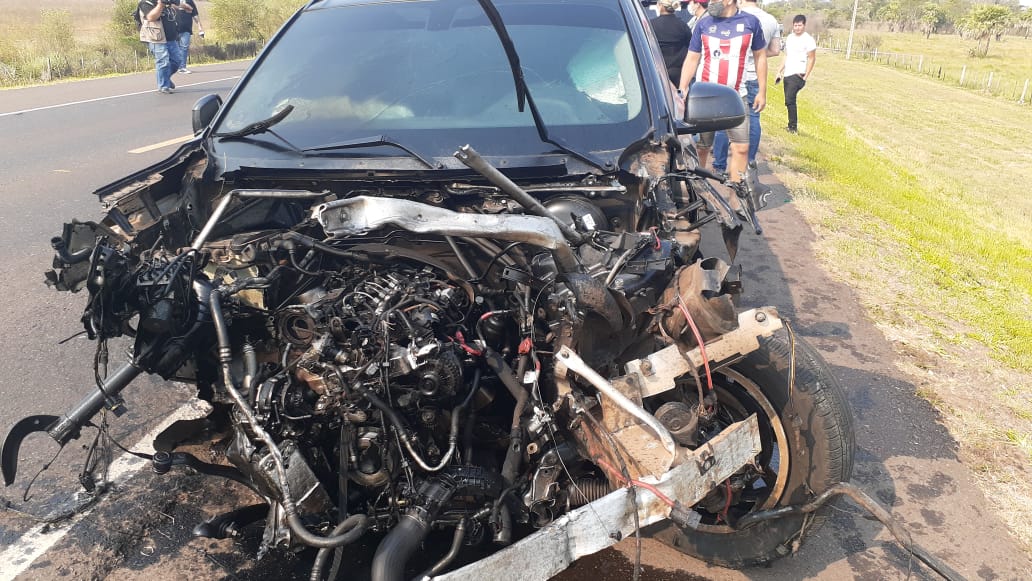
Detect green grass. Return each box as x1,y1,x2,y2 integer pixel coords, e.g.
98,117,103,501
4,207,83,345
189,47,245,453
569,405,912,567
761,49,1032,550
762,50,1032,372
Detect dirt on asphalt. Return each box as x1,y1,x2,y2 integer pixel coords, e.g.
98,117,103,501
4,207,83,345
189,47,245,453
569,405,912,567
6,163,1031,581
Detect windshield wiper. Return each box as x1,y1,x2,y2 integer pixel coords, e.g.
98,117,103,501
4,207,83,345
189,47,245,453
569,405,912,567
213,105,295,139
300,135,437,169
474,0,610,172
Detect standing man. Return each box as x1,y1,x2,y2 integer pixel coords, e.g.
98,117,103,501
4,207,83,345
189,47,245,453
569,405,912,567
684,0,708,32
711,0,780,178
677,0,767,185
651,0,692,86
175,0,204,74
777,14,816,134
138,0,183,93
676,1,692,25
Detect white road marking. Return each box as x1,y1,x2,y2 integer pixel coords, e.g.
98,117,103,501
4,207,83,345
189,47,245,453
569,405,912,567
0,76,240,119
129,134,195,154
0,399,212,581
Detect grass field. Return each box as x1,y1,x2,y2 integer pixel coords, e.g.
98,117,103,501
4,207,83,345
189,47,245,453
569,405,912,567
1,0,126,42
821,28,1032,101
825,27,1032,79
760,45,1032,551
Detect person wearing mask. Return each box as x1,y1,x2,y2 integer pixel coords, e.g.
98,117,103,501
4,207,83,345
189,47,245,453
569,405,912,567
138,0,183,94
175,0,204,74
677,0,767,184
650,0,692,86
710,0,780,179
777,14,816,134
684,0,708,32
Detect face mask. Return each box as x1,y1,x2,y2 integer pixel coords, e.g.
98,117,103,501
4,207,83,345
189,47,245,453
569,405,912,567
706,0,725,18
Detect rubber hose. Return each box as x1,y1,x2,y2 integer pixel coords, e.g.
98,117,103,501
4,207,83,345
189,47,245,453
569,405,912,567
308,514,370,581
370,515,430,581
484,349,527,487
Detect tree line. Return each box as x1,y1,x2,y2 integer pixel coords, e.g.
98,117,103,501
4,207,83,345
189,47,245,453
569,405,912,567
767,0,1032,56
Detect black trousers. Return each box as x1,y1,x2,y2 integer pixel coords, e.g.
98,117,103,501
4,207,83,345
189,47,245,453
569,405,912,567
783,74,806,129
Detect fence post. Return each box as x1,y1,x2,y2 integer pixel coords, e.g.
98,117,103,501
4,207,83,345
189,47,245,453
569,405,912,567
1020,79,1029,104
987,71,993,91
874,48,878,62
960,65,966,86
918,55,923,73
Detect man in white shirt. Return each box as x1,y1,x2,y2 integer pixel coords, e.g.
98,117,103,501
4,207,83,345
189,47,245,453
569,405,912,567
711,0,780,178
777,14,816,134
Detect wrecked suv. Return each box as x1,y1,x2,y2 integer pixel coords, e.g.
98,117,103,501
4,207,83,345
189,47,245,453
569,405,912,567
3,0,855,579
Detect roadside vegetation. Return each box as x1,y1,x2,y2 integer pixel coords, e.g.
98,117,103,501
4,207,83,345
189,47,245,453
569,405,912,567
761,49,1032,551
0,0,305,87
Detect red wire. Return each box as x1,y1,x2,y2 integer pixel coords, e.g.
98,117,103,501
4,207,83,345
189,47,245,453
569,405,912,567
595,458,677,508
451,331,482,356
677,301,713,392
718,480,732,523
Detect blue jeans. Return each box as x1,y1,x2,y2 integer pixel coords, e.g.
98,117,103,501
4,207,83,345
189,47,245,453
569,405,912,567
148,40,183,90
178,31,192,67
712,79,760,171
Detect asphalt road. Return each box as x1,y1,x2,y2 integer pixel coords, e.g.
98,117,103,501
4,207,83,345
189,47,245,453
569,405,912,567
1,66,1029,581
0,62,246,559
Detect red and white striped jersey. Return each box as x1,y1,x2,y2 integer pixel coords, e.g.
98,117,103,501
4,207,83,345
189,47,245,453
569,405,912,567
688,11,766,95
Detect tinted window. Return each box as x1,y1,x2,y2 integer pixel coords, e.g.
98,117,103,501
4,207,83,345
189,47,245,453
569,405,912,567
215,0,649,158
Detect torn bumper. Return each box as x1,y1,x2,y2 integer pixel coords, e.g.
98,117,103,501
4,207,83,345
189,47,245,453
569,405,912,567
434,414,762,580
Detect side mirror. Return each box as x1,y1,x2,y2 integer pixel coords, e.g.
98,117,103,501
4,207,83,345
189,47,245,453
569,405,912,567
191,94,223,135
676,82,746,134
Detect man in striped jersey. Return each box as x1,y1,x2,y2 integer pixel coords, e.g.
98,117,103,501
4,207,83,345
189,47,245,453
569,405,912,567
676,0,767,185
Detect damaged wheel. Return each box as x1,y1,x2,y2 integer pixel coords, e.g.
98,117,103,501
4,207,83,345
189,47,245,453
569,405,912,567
648,332,855,567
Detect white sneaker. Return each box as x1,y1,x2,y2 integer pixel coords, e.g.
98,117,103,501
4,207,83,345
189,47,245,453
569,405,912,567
179,68,193,74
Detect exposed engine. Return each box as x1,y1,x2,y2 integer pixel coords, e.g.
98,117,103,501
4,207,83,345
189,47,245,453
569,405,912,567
4,145,804,581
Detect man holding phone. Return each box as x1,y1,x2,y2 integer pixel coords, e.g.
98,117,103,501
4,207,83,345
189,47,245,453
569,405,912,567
138,0,184,93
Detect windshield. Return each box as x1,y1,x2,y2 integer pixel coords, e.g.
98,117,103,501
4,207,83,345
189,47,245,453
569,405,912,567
214,0,649,160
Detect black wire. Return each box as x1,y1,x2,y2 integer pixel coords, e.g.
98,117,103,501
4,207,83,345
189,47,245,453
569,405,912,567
467,241,523,283
88,420,153,461
21,443,66,503
289,248,324,276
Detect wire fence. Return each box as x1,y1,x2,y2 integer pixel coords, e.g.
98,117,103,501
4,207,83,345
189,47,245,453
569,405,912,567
815,35,1032,106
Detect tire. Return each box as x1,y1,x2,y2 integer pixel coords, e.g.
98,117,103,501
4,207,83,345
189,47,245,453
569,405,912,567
647,331,855,567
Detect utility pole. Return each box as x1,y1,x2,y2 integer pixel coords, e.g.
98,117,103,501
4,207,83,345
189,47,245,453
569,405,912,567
846,0,860,60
